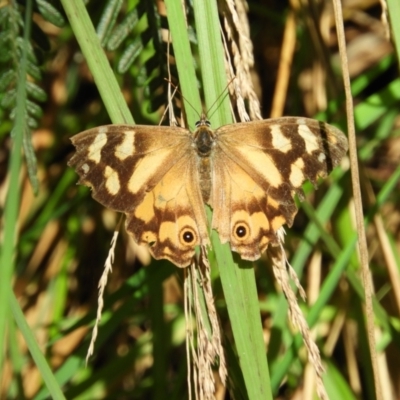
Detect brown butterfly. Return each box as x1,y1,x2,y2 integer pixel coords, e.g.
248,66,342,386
68,116,348,267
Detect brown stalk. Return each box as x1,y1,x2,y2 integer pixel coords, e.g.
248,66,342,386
331,0,383,399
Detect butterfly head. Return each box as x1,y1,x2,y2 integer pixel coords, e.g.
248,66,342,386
194,114,215,157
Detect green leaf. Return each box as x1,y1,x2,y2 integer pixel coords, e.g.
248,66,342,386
106,7,140,51
61,0,133,124
96,0,123,47
0,70,16,91
36,0,66,27
117,37,143,73
26,60,42,80
26,98,43,118
387,0,400,70
1,89,16,109
26,81,47,102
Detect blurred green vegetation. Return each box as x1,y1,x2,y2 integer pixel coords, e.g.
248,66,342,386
1,0,400,399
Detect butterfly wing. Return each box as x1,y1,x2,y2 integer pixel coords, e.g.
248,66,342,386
125,152,210,267
69,125,209,267
210,117,348,261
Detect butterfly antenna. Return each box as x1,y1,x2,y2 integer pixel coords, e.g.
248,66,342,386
164,76,235,124
164,78,202,122
205,76,235,121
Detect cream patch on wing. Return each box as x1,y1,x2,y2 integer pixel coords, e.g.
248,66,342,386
104,165,120,195
326,130,340,144
134,191,155,224
297,124,319,154
88,128,108,164
271,215,286,231
141,231,157,243
271,124,292,153
289,157,305,187
159,221,176,243
231,209,249,223
251,211,270,232
128,149,172,194
266,197,286,231
235,147,282,187
115,131,135,160
176,214,197,229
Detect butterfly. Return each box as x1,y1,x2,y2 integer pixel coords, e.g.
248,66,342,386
68,116,348,267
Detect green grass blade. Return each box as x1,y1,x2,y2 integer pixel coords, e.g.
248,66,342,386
10,292,66,400
165,0,272,397
324,360,358,400
0,0,31,377
354,78,400,130
193,1,272,399
194,0,232,127
387,0,400,69
60,0,133,124
164,0,201,129
147,263,168,399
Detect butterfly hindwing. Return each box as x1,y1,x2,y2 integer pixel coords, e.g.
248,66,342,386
210,153,289,260
125,153,209,267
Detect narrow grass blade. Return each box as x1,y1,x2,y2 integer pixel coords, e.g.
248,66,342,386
194,1,272,398
60,0,133,124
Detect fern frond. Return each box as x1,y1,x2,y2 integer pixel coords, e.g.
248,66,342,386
93,0,183,116
0,1,60,193
97,0,123,46
35,0,66,27
106,6,140,51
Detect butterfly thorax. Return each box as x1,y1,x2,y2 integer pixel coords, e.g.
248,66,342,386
194,118,214,157
193,118,215,202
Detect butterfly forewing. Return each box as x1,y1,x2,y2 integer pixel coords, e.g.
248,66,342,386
69,124,191,213
215,117,347,187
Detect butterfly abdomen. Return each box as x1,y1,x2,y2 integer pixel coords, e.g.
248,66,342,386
198,157,212,203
